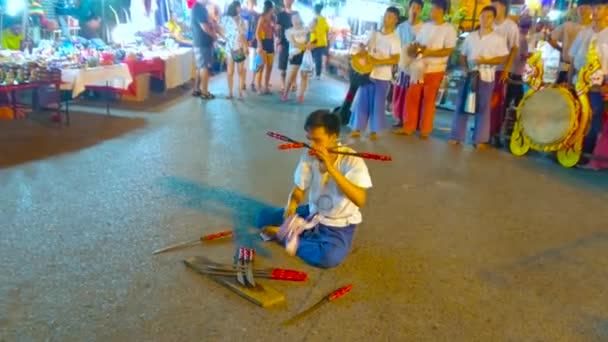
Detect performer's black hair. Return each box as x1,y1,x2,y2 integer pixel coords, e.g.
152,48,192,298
386,6,401,18
491,0,508,7
481,5,496,17
304,110,341,136
431,0,449,13
409,0,424,8
314,3,324,14
263,0,274,14
226,1,241,17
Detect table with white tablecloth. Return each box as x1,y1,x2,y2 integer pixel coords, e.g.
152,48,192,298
61,64,133,98
141,48,194,89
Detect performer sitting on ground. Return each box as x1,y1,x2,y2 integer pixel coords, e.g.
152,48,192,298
255,110,372,268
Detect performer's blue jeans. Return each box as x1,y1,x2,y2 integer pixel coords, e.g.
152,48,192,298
255,205,356,268
585,91,605,154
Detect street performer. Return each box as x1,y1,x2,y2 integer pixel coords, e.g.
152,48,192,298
568,0,608,167
391,0,423,128
448,6,508,148
255,110,373,268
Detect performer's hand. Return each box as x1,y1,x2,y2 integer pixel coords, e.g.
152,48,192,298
310,146,331,165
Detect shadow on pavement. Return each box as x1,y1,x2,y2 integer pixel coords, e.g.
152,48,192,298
0,112,147,168
156,176,274,256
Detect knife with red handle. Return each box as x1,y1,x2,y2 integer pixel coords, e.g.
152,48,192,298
153,230,233,254
282,284,353,325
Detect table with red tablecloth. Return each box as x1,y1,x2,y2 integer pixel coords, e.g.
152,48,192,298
0,81,63,123
85,48,194,98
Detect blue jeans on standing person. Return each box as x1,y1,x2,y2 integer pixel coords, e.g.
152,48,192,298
254,205,356,268
312,46,327,77
450,78,495,144
584,91,605,154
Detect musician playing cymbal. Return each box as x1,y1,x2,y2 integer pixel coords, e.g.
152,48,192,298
348,7,401,141
255,110,372,268
391,0,423,128
397,0,457,139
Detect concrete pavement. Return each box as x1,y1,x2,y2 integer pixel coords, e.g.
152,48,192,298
1,72,608,341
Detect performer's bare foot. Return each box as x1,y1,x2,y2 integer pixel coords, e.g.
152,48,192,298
369,132,377,141
448,139,460,145
475,143,490,150
419,134,429,140
350,130,361,138
392,128,413,136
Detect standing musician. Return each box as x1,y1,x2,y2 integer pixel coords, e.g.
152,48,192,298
448,6,509,148
349,7,401,140
489,0,520,146
255,110,372,268
391,0,424,128
549,0,593,84
568,0,608,165
398,0,457,139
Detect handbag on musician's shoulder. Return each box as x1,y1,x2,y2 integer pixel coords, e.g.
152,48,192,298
463,71,480,115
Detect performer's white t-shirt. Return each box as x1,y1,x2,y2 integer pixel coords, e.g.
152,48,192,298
294,146,372,227
416,22,457,74
461,30,509,71
493,18,520,71
367,31,401,81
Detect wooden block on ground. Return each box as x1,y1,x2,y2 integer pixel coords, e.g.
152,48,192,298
184,256,286,308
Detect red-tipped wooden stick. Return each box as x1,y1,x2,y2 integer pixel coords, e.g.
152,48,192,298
267,131,392,161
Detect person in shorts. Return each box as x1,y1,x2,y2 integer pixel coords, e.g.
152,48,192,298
277,0,294,92
281,11,314,103
241,0,260,91
191,0,217,99
255,0,276,94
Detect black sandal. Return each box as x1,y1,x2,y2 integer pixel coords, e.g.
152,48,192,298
192,90,202,97
201,92,215,99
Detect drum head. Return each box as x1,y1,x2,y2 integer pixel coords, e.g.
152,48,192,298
351,53,374,74
518,87,575,146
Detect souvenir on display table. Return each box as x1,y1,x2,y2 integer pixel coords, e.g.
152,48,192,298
509,41,601,167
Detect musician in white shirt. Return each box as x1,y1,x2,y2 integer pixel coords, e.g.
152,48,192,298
392,0,423,128
549,0,593,84
489,0,519,144
568,0,608,163
449,6,508,148
398,0,457,138
349,7,401,141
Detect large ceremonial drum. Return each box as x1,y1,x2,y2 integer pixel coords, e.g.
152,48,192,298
510,40,600,168
517,86,578,146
